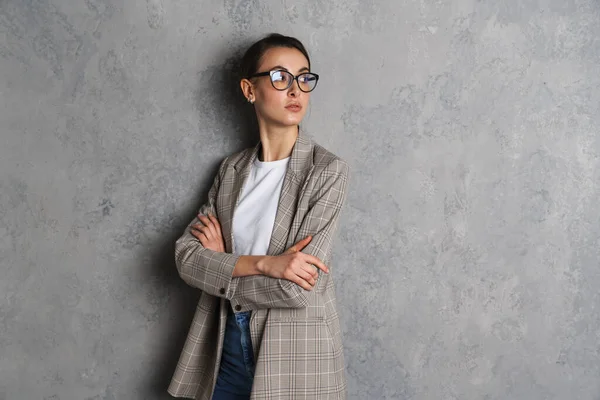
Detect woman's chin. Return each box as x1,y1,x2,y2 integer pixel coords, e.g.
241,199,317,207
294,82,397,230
282,114,305,126
262,112,305,128
269,118,303,128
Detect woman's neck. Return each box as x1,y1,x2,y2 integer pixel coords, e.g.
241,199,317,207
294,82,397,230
257,124,299,162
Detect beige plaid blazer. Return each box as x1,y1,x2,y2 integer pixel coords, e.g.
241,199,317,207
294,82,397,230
167,132,350,400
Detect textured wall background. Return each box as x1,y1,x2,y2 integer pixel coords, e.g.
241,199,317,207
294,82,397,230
1,0,599,399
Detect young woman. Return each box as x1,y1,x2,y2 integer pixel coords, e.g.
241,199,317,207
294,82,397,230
168,33,350,400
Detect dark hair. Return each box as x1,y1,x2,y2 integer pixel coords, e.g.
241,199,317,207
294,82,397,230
239,33,311,79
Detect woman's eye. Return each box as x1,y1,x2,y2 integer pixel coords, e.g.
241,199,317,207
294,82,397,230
272,72,285,81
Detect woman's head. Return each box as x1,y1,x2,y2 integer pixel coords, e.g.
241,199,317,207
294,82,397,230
239,33,318,129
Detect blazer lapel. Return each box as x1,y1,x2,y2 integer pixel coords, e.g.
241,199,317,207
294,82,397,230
222,140,259,254
228,131,314,256
266,132,314,256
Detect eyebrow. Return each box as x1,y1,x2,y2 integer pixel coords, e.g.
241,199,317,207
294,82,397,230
269,65,310,73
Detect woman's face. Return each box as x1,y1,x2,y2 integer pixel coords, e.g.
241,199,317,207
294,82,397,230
243,46,311,128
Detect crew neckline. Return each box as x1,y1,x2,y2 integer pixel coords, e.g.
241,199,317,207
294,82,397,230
253,156,290,169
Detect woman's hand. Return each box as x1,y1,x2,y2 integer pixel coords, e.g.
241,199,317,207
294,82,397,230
258,236,329,290
190,213,225,252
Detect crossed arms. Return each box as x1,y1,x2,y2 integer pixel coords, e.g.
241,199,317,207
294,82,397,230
174,157,349,312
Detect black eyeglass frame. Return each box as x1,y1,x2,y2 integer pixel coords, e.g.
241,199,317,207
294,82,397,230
248,70,320,92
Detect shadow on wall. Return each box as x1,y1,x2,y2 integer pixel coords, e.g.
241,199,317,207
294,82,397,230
140,42,258,399
196,40,260,148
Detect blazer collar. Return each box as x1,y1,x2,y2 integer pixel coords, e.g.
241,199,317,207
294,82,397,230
232,129,314,180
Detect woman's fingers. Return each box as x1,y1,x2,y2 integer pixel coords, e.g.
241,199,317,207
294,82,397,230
291,274,313,291
303,254,329,274
296,267,317,287
302,263,319,280
206,214,225,251
284,235,312,254
190,214,226,252
289,260,321,290
192,223,212,241
190,227,209,243
293,235,312,251
280,263,313,290
207,213,220,227
207,214,223,240
198,215,218,238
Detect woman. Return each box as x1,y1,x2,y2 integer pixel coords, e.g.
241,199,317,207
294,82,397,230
168,33,350,400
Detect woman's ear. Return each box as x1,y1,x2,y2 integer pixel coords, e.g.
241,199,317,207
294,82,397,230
240,79,254,103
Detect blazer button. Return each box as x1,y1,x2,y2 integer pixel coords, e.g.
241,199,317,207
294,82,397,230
234,305,242,311
219,288,225,295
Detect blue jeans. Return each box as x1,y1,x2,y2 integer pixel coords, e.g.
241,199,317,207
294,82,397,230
212,305,255,400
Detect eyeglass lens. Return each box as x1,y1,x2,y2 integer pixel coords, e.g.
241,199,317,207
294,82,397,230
271,71,318,92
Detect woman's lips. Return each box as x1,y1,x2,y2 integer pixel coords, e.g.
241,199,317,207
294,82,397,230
285,104,302,112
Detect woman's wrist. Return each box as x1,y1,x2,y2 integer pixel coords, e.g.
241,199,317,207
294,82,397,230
232,255,269,277
255,255,271,275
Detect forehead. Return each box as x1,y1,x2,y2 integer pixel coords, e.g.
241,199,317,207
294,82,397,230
256,47,309,72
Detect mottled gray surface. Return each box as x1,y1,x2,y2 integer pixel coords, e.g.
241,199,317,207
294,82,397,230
1,0,599,399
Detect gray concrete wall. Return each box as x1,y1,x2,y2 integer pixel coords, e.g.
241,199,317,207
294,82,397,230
1,1,599,399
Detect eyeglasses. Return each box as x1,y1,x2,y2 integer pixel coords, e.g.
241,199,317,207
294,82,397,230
248,70,319,92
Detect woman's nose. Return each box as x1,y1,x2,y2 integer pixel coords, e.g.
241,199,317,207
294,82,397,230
288,79,300,96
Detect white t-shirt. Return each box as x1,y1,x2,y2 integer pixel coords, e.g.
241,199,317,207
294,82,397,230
232,155,290,256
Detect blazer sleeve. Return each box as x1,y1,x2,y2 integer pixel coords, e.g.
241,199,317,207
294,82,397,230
174,157,242,298
228,158,350,312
